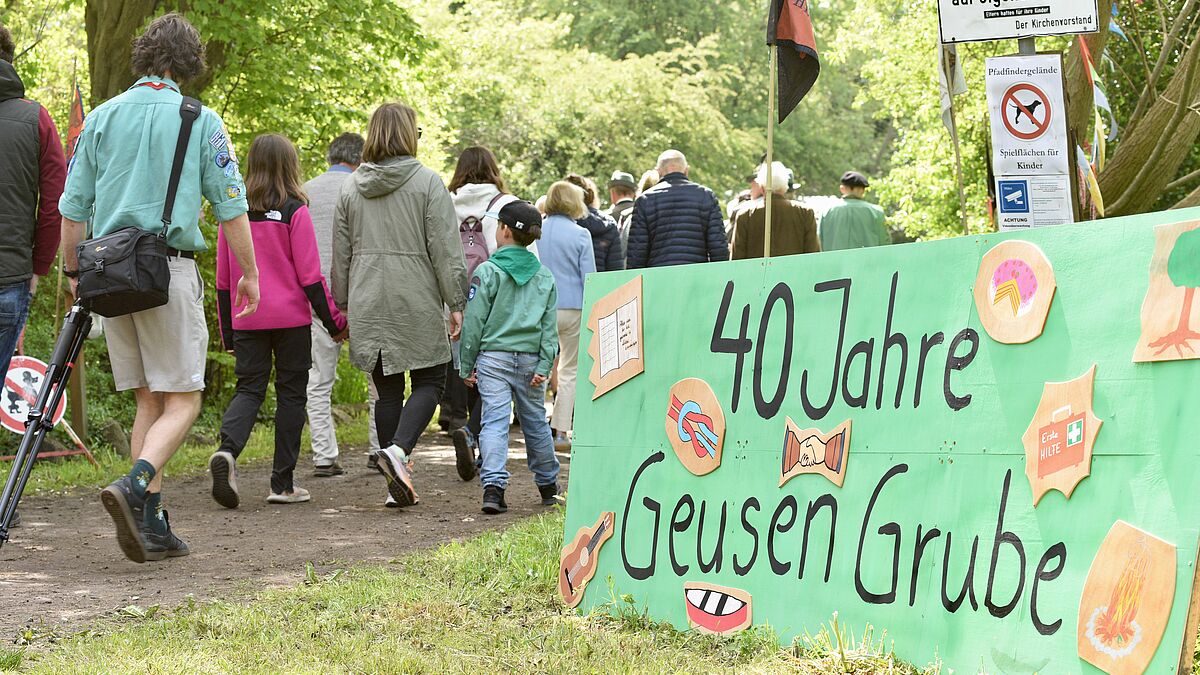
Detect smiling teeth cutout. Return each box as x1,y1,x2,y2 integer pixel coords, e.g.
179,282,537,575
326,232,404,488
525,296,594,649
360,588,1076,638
682,582,752,635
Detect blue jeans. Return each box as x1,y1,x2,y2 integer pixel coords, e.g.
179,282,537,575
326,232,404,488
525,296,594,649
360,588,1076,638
476,351,559,489
0,280,32,377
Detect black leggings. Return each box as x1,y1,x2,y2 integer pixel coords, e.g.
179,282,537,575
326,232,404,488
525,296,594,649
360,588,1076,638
372,357,448,453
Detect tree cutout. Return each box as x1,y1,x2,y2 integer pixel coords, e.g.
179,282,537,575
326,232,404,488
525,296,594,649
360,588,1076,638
1022,365,1103,506
1132,219,1200,362
1078,521,1176,674
973,240,1056,344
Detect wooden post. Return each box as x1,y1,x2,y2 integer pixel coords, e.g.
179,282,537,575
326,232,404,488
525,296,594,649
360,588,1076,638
1176,535,1200,673
68,348,86,440
764,45,778,259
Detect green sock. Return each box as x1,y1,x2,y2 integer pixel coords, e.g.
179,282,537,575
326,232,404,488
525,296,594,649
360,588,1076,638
143,492,166,535
128,459,156,500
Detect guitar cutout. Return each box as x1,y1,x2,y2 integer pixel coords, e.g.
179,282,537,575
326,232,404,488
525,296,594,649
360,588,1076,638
559,512,616,608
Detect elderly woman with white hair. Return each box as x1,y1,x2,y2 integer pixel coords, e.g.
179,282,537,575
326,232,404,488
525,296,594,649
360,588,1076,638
730,161,820,260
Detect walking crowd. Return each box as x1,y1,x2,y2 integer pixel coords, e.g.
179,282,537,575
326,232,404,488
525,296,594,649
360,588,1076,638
0,15,892,563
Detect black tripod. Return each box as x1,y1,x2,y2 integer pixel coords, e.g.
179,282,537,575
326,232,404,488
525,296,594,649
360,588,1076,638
0,302,91,549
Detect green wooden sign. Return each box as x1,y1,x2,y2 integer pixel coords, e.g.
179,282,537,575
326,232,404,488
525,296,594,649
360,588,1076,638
563,207,1200,673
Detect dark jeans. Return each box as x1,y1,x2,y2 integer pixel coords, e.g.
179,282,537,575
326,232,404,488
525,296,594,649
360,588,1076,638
218,326,312,494
372,357,447,453
0,280,32,377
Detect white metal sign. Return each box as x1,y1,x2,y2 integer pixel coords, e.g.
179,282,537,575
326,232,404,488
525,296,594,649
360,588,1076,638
938,0,1099,43
986,53,1075,230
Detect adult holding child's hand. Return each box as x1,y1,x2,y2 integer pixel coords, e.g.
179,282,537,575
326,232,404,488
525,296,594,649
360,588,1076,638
331,102,467,510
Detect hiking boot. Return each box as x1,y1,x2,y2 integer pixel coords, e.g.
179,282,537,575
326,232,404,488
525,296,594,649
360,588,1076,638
142,510,189,561
481,485,507,514
538,482,566,506
452,428,477,482
266,487,311,504
312,462,345,478
208,451,240,509
100,477,147,564
375,446,418,507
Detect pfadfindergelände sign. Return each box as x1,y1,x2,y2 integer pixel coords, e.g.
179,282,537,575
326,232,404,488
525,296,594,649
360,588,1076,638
938,0,1099,43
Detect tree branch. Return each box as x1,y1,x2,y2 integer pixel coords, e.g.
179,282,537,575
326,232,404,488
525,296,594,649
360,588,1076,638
1166,166,1200,193
1129,0,1198,129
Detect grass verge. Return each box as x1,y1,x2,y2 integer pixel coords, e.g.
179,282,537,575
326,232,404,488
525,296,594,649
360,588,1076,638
19,510,935,674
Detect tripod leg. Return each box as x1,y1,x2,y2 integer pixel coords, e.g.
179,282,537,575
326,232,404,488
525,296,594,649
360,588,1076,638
0,304,91,547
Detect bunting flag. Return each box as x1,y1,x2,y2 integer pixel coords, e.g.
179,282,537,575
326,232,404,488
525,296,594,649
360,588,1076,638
767,0,821,123
938,42,967,136
64,82,86,166
1077,35,1118,174
1077,145,1105,217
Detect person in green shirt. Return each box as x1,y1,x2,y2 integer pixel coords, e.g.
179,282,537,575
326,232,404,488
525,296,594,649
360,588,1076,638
59,14,260,564
459,199,563,515
819,171,891,251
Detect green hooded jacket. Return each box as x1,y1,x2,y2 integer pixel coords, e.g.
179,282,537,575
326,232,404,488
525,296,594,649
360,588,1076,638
459,245,559,378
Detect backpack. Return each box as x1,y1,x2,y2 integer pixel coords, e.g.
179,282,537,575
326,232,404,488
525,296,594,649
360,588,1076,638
460,192,506,275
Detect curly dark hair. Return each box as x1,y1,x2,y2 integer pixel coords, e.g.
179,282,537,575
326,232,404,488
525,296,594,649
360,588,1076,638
130,13,205,82
0,24,15,64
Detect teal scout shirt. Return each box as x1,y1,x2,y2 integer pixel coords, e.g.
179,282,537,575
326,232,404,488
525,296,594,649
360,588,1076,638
819,196,890,252
59,76,247,251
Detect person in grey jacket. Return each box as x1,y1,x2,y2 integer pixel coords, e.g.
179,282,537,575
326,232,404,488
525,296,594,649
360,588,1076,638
332,103,467,508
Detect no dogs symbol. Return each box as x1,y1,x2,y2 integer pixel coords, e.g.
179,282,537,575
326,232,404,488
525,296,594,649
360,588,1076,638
0,356,66,434
1001,83,1052,141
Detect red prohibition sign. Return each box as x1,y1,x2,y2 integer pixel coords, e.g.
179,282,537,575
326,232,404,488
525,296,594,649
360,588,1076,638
1001,83,1052,141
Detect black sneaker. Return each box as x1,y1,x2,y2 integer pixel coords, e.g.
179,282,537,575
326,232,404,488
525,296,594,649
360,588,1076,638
312,461,345,478
452,428,477,482
367,451,379,471
538,482,565,506
100,477,147,564
481,485,507,514
142,510,190,561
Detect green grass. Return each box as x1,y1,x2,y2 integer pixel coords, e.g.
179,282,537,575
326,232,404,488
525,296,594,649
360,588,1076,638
18,510,936,674
19,410,373,496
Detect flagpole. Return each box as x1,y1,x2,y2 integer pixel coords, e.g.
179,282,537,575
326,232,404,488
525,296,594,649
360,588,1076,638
944,48,969,236
764,44,778,259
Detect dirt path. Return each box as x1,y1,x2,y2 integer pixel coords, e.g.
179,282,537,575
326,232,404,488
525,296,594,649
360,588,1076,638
0,431,568,634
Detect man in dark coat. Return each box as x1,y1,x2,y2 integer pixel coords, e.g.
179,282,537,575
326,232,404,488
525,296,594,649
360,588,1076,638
731,161,820,260
626,150,729,268
565,173,624,272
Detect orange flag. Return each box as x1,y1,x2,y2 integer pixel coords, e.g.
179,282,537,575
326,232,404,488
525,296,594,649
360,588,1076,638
767,0,821,123
65,83,85,165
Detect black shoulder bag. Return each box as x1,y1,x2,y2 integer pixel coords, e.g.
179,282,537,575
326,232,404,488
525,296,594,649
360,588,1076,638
75,97,202,318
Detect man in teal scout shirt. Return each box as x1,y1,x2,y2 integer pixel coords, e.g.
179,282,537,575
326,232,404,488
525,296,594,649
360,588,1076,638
819,171,891,251
59,13,260,564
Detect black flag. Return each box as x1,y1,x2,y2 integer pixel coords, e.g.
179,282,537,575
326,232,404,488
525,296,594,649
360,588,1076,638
767,0,821,123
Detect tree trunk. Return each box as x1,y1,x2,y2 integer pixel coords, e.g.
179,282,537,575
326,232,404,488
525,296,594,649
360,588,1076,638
1097,32,1200,215
85,0,161,107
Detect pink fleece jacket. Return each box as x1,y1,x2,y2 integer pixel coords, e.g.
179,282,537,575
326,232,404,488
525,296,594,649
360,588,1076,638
216,200,345,348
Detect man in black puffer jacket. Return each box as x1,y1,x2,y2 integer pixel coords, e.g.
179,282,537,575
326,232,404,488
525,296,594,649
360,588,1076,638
565,173,625,272
626,150,729,268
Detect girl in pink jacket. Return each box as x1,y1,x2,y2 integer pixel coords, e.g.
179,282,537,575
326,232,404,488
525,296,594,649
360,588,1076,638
210,134,346,507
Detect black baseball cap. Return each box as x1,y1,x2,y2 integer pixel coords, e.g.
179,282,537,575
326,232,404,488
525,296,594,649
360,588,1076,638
841,171,870,188
491,199,542,233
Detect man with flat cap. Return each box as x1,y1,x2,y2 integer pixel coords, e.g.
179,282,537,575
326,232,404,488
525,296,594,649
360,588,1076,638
819,171,890,252
606,171,637,254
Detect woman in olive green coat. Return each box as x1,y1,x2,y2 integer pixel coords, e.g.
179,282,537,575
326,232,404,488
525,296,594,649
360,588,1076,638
332,103,467,508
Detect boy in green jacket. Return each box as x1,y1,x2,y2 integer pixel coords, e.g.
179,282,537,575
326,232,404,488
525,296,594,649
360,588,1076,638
460,200,564,514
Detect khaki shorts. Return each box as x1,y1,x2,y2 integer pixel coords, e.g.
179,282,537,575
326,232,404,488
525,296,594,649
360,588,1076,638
104,256,208,393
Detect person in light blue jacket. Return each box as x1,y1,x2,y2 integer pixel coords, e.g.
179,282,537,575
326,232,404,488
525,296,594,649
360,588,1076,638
536,181,595,450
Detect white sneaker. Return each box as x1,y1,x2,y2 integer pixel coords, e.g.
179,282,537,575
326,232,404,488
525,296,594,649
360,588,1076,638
385,494,399,508
266,487,311,504
375,445,418,507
